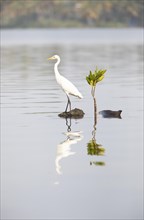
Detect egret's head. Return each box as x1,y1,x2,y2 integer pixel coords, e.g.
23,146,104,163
48,55,59,60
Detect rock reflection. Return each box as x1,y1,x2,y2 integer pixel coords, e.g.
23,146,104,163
55,118,83,175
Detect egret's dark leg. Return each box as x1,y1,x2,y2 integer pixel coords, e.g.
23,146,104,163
65,99,69,112
65,95,71,112
68,97,71,111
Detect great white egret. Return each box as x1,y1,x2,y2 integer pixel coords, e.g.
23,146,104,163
48,55,83,112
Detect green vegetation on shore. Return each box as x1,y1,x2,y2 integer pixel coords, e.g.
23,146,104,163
0,0,143,28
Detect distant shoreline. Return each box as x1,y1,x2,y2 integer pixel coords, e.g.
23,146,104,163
1,1,143,29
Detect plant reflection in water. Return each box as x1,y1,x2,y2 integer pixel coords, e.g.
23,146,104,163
87,101,105,166
87,124,105,167
55,118,83,175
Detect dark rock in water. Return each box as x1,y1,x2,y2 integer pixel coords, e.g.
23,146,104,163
99,110,122,119
58,108,84,119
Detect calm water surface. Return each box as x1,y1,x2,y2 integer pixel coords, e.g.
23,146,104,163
1,29,143,219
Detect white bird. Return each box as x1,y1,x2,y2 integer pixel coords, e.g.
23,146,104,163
48,55,83,112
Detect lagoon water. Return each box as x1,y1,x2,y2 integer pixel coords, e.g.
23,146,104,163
1,29,143,219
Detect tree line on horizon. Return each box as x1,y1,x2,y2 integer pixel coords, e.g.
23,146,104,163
0,0,143,28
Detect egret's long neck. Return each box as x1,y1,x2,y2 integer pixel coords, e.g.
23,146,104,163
54,58,61,78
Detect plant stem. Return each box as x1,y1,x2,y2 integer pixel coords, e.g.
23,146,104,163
91,86,97,127
93,96,97,126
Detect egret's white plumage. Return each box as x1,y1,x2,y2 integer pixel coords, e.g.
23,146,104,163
48,55,83,112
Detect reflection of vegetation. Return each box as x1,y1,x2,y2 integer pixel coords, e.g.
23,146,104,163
90,161,105,166
87,132,105,166
87,122,105,165
87,139,105,156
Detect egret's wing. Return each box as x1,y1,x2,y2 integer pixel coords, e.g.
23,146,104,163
58,75,83,98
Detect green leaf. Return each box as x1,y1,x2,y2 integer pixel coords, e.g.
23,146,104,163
97,75,104,83
86,76,90,84
86,67,107,87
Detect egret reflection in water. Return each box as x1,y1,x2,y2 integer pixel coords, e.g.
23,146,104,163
55,118,83,175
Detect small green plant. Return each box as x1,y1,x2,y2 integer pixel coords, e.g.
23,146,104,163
86,67,106,95
86,67,106,125
86,67,106,166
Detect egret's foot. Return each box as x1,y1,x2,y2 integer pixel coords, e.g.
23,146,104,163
99,110,122,118
58,108,85,119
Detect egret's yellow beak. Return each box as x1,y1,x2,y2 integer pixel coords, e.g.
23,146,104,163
48,56,53,60
48,56,56,60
